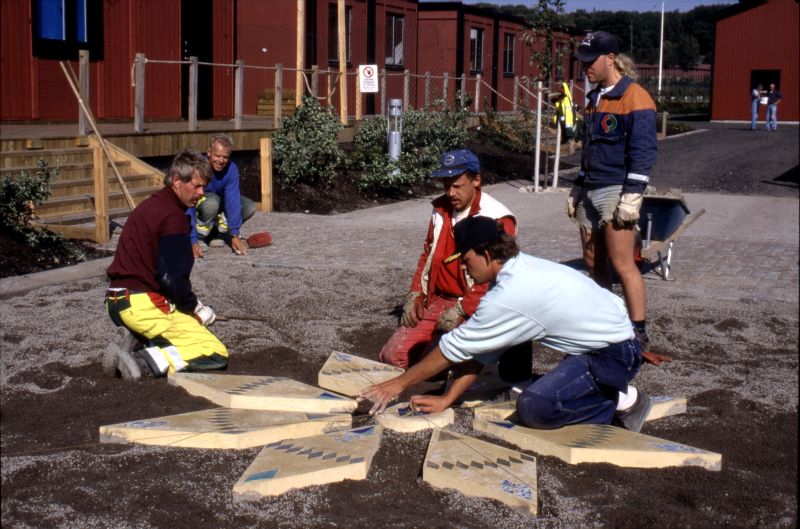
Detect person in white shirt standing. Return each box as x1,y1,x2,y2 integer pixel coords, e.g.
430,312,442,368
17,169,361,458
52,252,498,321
359,216,652,432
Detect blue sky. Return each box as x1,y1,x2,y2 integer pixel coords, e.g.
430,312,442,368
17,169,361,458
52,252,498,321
458,0,725,12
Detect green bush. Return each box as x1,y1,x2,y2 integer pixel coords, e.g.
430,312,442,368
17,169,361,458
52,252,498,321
1,160,55,242
272,95,344,188
353,104,469,191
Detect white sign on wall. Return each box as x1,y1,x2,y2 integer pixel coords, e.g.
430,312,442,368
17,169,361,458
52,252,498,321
359,64,379,93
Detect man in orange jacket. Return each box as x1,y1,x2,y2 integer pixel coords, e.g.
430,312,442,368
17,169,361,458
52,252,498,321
379,149,532,384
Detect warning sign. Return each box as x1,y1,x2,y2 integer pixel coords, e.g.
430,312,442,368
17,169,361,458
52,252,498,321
359,64,379,93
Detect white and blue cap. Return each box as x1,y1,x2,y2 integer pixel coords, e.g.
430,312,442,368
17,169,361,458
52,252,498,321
430,149,480,178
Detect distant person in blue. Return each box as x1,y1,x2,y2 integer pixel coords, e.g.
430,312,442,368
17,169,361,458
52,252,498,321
765,83,783,132
190,133,256,257
750,84,764,130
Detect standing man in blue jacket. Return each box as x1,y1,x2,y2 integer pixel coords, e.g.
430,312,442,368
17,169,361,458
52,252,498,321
190,133,256,257
565,31,670,366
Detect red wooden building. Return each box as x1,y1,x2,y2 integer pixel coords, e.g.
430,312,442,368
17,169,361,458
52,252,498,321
710,0,799,122
417,2,578,112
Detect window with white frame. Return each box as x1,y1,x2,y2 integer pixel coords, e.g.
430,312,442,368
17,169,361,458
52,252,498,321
503,33,515,75
470,27,484,72
32,0,103,59
385,13,404,66
328,3,352,65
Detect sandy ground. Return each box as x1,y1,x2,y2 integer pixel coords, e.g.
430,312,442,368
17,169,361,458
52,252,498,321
1,123,798,528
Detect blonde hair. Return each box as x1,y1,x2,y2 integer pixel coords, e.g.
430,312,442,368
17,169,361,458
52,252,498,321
613,53,639,81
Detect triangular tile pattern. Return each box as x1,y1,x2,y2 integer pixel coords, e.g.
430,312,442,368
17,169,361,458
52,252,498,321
99,408,352,449
648,396,688,421
168,372,357,414
375,402,454,433
233,425,383,500
423,428,537,514
317,351,405,397
473,419,721,470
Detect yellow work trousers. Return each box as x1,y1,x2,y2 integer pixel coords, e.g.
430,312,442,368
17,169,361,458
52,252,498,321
105,290,228,374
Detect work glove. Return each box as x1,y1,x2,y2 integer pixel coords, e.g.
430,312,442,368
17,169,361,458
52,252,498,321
400,291,425,328
565,185,583,219
614,192,644,227
193,300,217,327
435,301,467,332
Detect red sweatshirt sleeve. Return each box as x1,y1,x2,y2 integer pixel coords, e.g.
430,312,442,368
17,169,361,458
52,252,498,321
409,219,435,294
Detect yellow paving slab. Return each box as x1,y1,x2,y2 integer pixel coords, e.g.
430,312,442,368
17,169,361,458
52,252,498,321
648,396,688,420
473,419,721,470
375,402,454,433
99,408,352,449
423,429,537,515
473,396,689,424
233,425,383,500
317,351,404,397
168,373,357,414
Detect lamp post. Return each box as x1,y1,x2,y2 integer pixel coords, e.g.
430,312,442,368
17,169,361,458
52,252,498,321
657,0,665,99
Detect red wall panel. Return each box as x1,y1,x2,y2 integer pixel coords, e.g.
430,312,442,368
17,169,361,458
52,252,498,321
1,0,34,119
213,0,235,118
712,0,799,121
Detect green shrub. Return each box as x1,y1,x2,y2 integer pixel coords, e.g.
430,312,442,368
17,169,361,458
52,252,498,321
272,95,344,188
1,160,53,241
353,104,469,191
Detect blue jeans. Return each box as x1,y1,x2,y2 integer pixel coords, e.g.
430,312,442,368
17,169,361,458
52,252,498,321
766,104,778,130
196,193,256,231
516,339,642,429
751,100,760,130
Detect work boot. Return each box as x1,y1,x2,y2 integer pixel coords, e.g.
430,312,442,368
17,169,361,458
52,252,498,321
113,344,142,381
103,327,141,376
613,391,653,433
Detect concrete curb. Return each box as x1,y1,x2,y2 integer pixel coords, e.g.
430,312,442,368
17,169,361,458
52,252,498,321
0,256,113,299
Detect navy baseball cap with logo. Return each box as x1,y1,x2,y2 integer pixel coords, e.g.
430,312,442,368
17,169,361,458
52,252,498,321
430,149,480,178
444,216,506,263
575,31,620,63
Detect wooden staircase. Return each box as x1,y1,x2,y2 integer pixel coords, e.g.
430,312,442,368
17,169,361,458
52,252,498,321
0,136,164,242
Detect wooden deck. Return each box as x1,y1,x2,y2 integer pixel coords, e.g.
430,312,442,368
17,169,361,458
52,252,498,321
1,118,355,157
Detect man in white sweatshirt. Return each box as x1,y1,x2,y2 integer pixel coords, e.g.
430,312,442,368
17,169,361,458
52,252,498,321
359,216,652,432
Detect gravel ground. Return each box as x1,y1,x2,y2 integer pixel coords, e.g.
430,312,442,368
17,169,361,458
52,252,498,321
1,122,797,528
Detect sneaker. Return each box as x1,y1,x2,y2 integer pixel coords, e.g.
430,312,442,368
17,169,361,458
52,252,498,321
102,342,120,376
613,391,652,433
114,345,142,380
115,326,140,352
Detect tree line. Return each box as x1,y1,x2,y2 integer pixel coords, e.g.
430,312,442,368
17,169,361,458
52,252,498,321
476,1,733,69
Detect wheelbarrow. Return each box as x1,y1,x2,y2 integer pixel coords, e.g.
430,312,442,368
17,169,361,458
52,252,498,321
636,188,705,281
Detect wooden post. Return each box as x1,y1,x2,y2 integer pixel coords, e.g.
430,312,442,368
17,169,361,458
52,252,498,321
424,71,431,110
78,50,90,136
188,56,198,131
92,141,109,243
459,73,466,109
327,70,332,107
355,68,362,120
260,137,273,212
337,0,347,125
533,81,542,192
474,74,481,114
274,63,283,129
134,53,145,133
403,69,410,110
662,111,669,138
552,123,561,189
296,0,305,108
513,76,519,113
443,72,449,108
234,60,243,129
380,68,386,116
311,65,319,98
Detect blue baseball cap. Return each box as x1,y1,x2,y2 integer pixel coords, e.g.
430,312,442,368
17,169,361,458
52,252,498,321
575,31,620,63
430,149,480,178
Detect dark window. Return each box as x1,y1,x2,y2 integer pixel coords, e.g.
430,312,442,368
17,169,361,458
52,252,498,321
328,4,352,65
750,69,781,91
470,28,484,72
503,33,514,75
385,14,404,67
32,0,103,60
